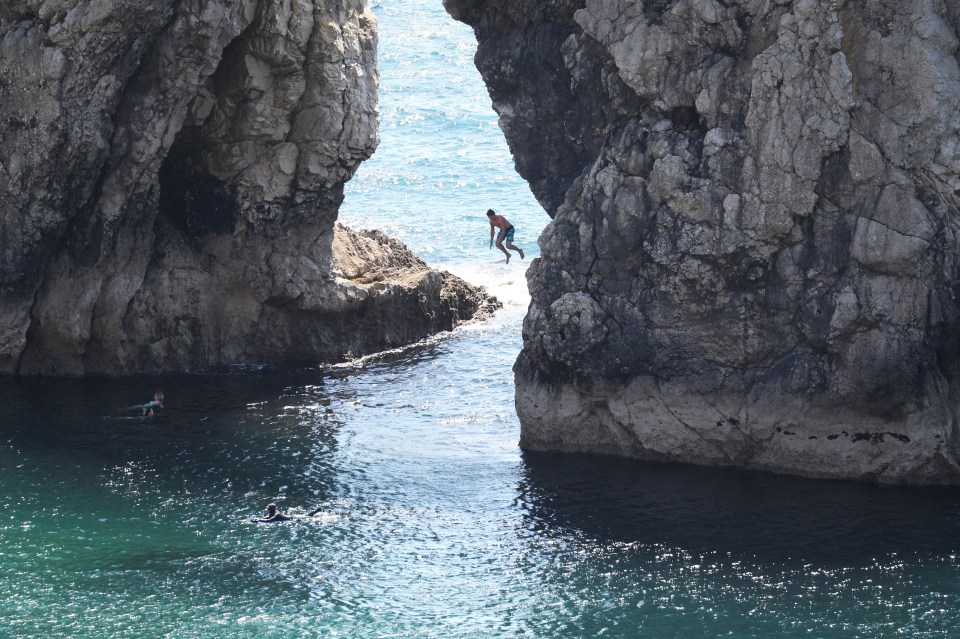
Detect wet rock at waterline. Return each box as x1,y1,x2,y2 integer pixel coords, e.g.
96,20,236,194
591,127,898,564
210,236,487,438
0,0,496,375
447,0,960,483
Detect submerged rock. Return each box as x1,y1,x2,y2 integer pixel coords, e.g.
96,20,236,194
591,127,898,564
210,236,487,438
0,0,496,375
447,0,960,483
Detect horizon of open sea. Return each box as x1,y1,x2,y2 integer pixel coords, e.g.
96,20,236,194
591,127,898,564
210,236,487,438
3,1,960,637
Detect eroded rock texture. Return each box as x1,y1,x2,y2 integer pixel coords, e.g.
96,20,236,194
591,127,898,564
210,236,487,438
447,0,960,483
0,0,495,375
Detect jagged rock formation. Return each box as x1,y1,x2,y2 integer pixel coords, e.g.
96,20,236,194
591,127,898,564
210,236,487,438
447,0,960,483
0,0,495,375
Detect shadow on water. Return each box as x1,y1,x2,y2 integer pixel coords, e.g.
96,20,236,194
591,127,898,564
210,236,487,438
0,336,452,428
0,341,459,514
518,451,960,566
0,368,352,490
0,364,351,417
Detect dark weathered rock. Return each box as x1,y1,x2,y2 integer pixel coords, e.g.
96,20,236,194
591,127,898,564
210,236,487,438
0,0,496,375
448,0,960,483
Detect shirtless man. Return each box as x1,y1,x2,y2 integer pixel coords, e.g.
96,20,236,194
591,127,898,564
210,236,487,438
487,209,525,264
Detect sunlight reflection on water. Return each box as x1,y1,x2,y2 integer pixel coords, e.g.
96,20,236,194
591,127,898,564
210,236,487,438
3,0,960,637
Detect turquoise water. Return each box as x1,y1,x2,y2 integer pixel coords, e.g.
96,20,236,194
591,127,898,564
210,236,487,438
339,0,544,275
3,1,960,637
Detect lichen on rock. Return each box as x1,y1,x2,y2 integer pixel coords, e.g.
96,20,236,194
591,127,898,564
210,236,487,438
447,0,960,483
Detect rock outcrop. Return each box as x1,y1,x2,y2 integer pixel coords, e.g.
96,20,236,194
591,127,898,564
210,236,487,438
447,0,960,483
0,0,495,375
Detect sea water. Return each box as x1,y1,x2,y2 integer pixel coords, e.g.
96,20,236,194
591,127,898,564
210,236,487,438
2,1,960,637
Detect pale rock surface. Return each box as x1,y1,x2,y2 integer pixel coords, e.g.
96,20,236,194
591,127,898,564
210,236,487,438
0,0,495,374
447,0,960,483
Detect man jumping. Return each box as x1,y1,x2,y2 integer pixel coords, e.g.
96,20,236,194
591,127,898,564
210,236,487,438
487,209,525,263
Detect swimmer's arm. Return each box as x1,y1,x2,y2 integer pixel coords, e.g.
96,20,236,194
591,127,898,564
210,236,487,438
252,514,292,522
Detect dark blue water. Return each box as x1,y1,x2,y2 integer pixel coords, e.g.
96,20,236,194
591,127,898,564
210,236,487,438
3,1,960,637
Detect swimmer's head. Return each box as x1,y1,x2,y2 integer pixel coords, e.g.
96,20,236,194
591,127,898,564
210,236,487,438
154,390,164,401
267,503,277,514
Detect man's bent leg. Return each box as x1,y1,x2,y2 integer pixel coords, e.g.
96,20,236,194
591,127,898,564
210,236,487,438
496,240,511,262
507,242,525,260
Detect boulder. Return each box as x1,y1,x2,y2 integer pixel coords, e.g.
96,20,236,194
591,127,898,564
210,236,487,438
447,0,960,483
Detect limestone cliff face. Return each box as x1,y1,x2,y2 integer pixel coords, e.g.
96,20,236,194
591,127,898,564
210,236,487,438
0,0,495,375
447,0,960,483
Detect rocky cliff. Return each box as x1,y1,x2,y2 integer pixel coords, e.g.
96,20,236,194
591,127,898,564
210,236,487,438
447,0,960,483
0,0,495,375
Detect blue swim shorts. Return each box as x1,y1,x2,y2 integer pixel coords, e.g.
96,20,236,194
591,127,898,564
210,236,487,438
497,226,516,243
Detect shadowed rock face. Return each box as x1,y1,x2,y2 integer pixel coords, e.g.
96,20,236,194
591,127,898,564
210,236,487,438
447,0,960,483
0,0,496,375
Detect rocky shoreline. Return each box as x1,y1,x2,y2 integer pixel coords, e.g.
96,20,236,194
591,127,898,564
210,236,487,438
448,0,960,483
6,0,960,483
0,0,496,375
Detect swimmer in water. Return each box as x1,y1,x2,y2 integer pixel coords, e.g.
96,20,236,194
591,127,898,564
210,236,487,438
251,503,292,523
142,390,164,419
